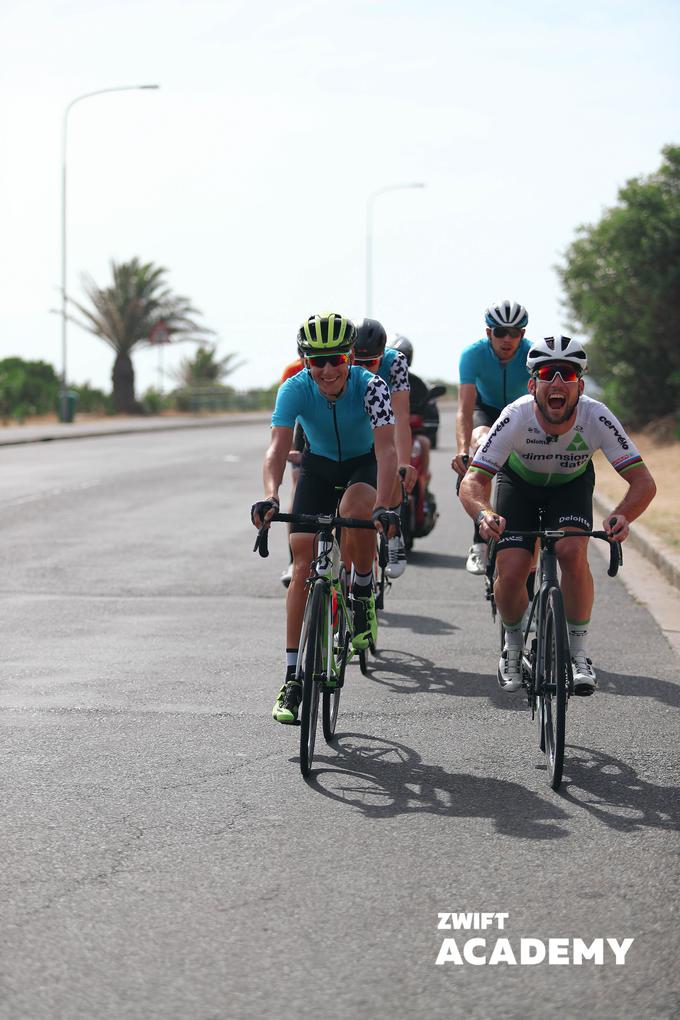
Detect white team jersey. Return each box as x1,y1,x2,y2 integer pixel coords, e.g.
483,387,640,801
470,394,643,488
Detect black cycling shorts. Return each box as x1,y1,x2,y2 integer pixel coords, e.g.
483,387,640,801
473,398,502,431
291,449,377,534
494,460,595,553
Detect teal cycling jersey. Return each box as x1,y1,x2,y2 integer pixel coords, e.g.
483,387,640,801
271,366,394,462
459,337,533,409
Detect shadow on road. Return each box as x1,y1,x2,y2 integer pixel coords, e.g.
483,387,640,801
561,743,680,832
378,611,458,637
359,647,526,712
307,732,569,838
595,668,680,710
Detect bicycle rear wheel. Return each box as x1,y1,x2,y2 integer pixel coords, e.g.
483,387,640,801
541,586,570,790
323,568,348,741
299,581,325,777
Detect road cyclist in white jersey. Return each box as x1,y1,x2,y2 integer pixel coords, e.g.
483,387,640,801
353,317,416,579
459,336,656,695
251,312,400,725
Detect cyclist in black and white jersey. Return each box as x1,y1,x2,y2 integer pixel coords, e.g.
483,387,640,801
459,336,656,695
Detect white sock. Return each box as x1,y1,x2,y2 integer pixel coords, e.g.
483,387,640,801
503,619,523,650
568,621,589,657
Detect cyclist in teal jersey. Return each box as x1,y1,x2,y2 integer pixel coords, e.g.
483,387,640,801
353,318,416,578
459,336,656,695
251,312,400,724
452,300,532,574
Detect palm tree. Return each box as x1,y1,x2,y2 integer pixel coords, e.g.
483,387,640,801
174,344,245,388
68,258,214,413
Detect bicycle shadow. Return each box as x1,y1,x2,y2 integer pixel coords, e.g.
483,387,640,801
594,668,680,711
359,646,527,712
560,744,680,833
306,732,569,838
378,609,458,637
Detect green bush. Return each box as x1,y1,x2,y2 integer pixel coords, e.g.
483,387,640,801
0,357,60,422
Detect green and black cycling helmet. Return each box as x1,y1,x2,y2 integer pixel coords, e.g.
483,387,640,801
296,312,357,357
354,318,387,360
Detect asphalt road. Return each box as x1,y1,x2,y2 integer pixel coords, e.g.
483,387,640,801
1,415,679,1020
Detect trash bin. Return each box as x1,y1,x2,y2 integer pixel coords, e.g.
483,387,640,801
57,389,77,423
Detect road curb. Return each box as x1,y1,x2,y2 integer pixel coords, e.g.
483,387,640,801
0,412,271,447
593,492,680,592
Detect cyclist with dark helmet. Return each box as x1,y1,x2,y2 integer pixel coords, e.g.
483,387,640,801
353,318,415,578
459,336,656,695
387,333,434,482
452,300,533,575
251,312,400,725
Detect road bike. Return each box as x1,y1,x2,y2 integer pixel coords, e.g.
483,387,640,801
254,510,375,777
487,522,622,790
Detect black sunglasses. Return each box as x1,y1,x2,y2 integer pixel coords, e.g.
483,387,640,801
492,326,522,339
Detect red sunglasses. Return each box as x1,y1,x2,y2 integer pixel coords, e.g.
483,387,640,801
355,357,382,370
305,353,351,368
533,364,581,382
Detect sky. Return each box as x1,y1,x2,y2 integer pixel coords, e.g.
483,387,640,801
1,0,678,395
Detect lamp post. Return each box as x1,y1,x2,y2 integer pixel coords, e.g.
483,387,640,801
59,84,160,421
365,182,425,317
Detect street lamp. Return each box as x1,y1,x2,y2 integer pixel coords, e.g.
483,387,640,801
365,182,425,316
59,84,160,422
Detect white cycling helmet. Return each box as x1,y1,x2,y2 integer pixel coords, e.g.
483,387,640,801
485,300,528,329
526,336,588,374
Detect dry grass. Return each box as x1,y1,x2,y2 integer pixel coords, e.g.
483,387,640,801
594,433,680,551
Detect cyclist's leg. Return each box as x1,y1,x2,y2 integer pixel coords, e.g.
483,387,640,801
465,401,500,573
273,455,336,723
339,455,379,650
494,467,539,690
548,465,597,694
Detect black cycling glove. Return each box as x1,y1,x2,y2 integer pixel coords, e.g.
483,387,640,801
251,497,279,525
371,506,401,534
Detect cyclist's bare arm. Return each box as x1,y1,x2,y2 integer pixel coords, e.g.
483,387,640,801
604,464,656,541
453,383,477,475
373,424,399,534
255,426,293,526
459,469,505,540
390,389,417,493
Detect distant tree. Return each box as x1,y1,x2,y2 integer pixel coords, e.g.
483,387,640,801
68,258,214,414
0,357,60,422
174,343,244,387
558,145,680,426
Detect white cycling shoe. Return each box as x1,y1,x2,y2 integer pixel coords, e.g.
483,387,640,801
385,535,407,578
572,653,597,696
498,644,523,692
466,542,487,575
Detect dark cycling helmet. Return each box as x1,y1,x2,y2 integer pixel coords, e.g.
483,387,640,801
387,334,414,366
354,318,387,360
526,336,588,374
296,312,357,356
485,300,529,329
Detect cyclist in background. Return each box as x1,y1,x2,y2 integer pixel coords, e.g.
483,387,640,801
452,301,532,575
458,336,656,695
353,318,416,578
251,312,400,724
278,356,305,587
387,334,433,484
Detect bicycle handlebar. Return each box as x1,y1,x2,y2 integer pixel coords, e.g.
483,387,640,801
486,525,623,577
253,511,376,558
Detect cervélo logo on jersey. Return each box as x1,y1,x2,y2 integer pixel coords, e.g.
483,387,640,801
599,415,629,450
480,416,510,454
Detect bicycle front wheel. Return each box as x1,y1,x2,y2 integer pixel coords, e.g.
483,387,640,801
541,586,570,790
323,568,348,742
300,581,326,777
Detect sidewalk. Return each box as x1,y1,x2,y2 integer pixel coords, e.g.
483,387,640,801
0,411,270,447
